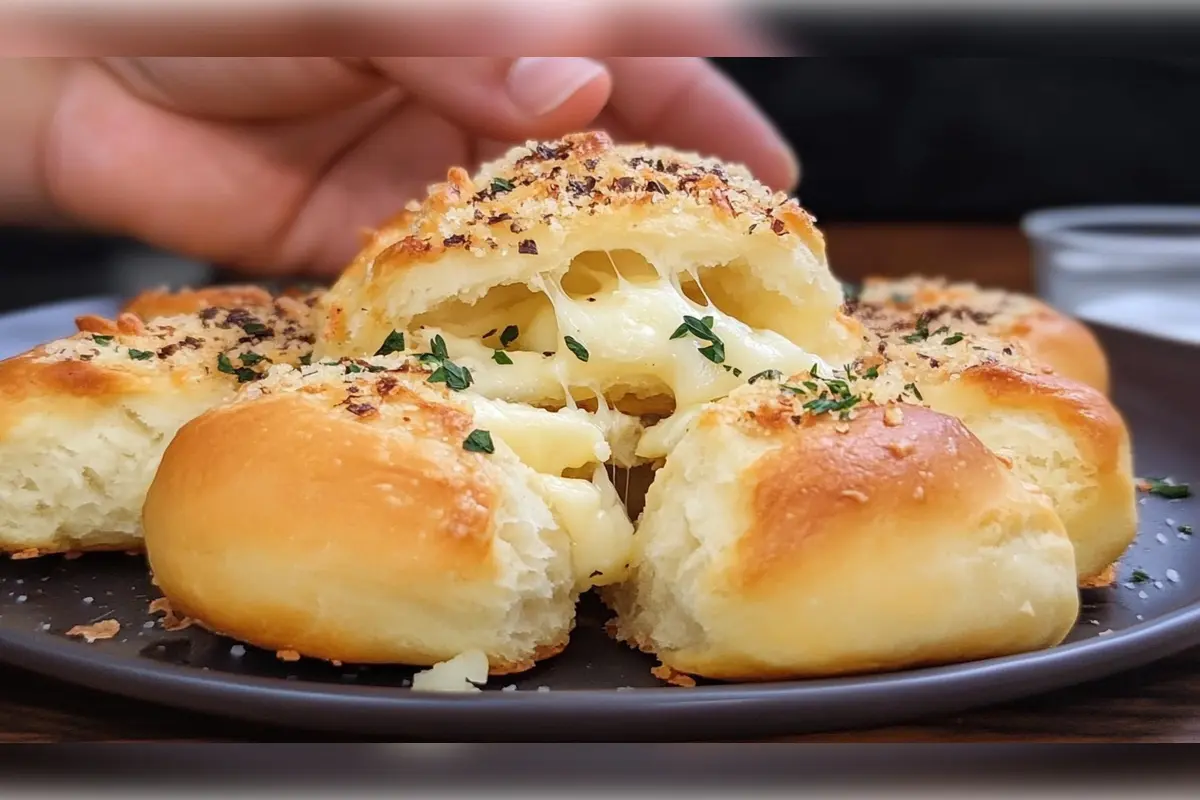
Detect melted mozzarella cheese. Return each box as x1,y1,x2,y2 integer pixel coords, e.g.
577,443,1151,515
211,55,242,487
536,466,634,589
467,397,609,475
635,406,704,461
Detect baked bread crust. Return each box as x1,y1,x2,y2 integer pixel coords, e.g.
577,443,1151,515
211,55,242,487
607,390,1079,681
141,358,633,672
0,302,316,555
853,276,1110,394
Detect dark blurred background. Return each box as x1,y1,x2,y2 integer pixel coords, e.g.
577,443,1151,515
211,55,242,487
5,41,1200,312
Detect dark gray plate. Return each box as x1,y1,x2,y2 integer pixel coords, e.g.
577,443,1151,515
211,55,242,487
0,297,1197,741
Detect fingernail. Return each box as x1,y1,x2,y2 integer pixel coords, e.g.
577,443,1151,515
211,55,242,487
506,57,607,117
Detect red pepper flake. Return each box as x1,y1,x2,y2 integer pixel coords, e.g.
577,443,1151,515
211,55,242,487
771,218,786,235
518,239,538,255
442,234,467,247
486,213,511,225
346,402,377,417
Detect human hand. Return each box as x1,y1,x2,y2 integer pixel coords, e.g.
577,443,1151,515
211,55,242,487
18,54,797,277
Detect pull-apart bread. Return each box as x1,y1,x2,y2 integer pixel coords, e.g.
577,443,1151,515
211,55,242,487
851,276,1110,395
314,131,863,419
605,380,1080,681
142,357,633,672
847,295,1136,584
9,131,1137,682
0,296,318,555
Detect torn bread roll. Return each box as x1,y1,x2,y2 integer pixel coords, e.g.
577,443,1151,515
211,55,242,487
141,358,634,672
315,131,862,422
606,387,1080,682
859,312,1136,584
0,301,316,555
852,276,1110,394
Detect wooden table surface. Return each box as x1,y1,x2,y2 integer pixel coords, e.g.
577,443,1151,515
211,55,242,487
2,223,1197,743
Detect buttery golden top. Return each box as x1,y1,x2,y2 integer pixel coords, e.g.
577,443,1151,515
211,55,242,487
361,131,825,270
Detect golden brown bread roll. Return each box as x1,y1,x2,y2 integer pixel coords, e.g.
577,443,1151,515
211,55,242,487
606,382,1080,682
853,307,1136,584
853,276,1110,394
142,357,634,672
315,131,862,418
0,301,316,555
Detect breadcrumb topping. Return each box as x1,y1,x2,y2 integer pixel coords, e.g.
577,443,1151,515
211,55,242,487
365,131,825,270
33,303,317,384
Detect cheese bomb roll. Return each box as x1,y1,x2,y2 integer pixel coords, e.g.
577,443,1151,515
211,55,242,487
861,320,1136,584
607,380,1079,681
316,132,862,421
0,300,317,555
853,276,1110,394
141,357,634,672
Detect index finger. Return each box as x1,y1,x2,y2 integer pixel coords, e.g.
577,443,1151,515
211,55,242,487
603,57,800,192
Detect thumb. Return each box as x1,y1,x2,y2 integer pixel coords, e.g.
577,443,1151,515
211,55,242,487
368,57,613,142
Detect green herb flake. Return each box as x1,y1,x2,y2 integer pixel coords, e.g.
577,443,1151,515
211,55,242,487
242,321,268,335
491,177,515,194
91,335,114,346
239,352,267,366
375,330,406,357
492,350,513,365
863,366,880,380
344,363,362,374
1180,524,1194,535
1130,569,1151,584
430,335,449,361
1143,478,1191,499
217,352,258,383
127,349,154,361
463,429,495,454
670,315,725,364
299,353,313,366
429,362,473,391
564,336,589,362
748,369,783,384
904,382,924,402
499,325,519,348
942,333,965,346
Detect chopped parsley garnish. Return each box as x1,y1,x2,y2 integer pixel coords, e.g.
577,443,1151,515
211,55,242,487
748,369,783,384
299,353,313,366
863,366,880,380
1143,478,1191,499
463,429,495,454
492,350,513,365
344,363,362,374
239,352,267,366
1130,569,1151,584
904,382,924,401
217,352,258,383
902,315,932,344
722,365,743,377
942,333,965,346
564,336,589,362
499,325,519,348
127,349,153,361
670,315,725,364
803,395,861,416
932,326,950,336
91,335,113,345
491,177,515,194
375,330,406,357
1181,524,1194,535
420,335,472,390
429,362,473,391
241,321,267,335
